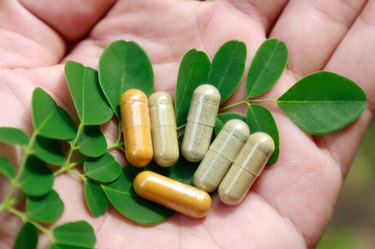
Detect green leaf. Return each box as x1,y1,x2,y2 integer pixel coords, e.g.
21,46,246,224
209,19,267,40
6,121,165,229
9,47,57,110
247,39,288,98
278,71,367,135
84,179,108,217
20,156,53,197
247,105,279,165
77,126,107,157
50,244,89,249
103,166,173,225
32,88,76,140
32,136,65,166
84,153,121,183
0,127,29,146
65,61,113,125
26,190,64,223
53,221,96,248
99,40,154,117
214,112,246,135
0,156,16,180
208,40,246,103
175,49,211,126
13,223,38,249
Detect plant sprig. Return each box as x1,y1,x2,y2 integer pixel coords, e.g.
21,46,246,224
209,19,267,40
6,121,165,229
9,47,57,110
0,38,367,248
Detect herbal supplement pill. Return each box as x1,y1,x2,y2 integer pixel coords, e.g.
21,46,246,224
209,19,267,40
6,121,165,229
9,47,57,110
193,119,250,192
133,171,212,218
149,92,179,167
182,84,220,162
218,132,275,205
120,89,153,167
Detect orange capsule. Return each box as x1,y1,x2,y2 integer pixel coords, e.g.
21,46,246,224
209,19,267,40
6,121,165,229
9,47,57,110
133,171,212,218
120,89,153,167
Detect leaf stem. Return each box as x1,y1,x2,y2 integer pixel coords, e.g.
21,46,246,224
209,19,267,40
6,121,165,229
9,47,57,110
177,124,186,131
0,132,38,211
68,169,86,181
248,98,278,103
54,123,85,176
7,206,54,241
219,99,248,112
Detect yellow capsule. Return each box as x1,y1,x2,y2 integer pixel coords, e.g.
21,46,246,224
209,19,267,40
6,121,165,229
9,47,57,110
193,119,250,192
182,84,221,162
120,89,153,167
218,132,275,205
133,171,212,218
149,92,179,167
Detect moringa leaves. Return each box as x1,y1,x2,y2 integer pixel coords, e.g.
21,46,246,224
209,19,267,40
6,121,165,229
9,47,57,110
76,126,107,157
175,49,211,127
84,153,122,183
99,40,154,117
0,127,29,146
278,71,367,135
247,39,288,98
13,223,38,249
26,190,64,223
32,88,76,140
0,156,15,180
65,61,113,125
32,136,65,166
208,40,246,103
52,221,96,248
246,105,279,165
84,179,108,217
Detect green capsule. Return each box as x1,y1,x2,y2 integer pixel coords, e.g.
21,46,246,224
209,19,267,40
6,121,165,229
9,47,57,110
218,132,275,205
181,84,220,162
193,119,250,192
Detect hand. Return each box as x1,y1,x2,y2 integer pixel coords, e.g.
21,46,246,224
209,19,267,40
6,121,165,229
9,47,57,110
0,0,374,248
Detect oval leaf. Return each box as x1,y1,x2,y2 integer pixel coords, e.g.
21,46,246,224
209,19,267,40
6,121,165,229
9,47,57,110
84,153,121,183
0,156,16,180
278,71,367,135
246,105,279,165
214,112,246,135
208,40,246,103
65,61,113,125
77,126,107,157
20,156,53,197
32,136,65,166
99,40,154,117
53,221,96,248
84,179,108,217
175,49,211,126
32,88,76,140
13,223,38,249
247,39,288,98
0,127,29,146
26,190,64,223
103,166,173,225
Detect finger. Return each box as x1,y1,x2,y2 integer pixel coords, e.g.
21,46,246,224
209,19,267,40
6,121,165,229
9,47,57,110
316,0,375,175
226,0,288,32
19,0,116,41
0,0,115,68
270,0,367,77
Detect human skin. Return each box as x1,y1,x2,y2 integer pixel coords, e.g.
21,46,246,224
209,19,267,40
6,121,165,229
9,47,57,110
0,0,374,248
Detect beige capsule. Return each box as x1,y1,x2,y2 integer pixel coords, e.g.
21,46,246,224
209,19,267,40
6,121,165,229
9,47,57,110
193,119,250,192
182,84,221,162
218,132,275,205
149,92,179,167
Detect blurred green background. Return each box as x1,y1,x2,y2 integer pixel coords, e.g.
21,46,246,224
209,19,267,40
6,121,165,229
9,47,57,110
317,118,375,249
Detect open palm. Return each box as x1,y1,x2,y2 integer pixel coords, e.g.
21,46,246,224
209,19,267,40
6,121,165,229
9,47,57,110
1,0,374,248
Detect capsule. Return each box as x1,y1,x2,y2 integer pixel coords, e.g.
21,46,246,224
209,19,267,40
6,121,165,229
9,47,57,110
149,92,179,167
120,89,153,167
218,132,275,205
133,171,212,218
182,84,220,162
193,119,250,192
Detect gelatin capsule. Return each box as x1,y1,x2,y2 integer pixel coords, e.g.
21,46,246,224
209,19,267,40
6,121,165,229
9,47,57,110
149,92,179,167
182,84,220,162
133,171,212,218
193,119,250,192
120,89,153,167
218,132,275,205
